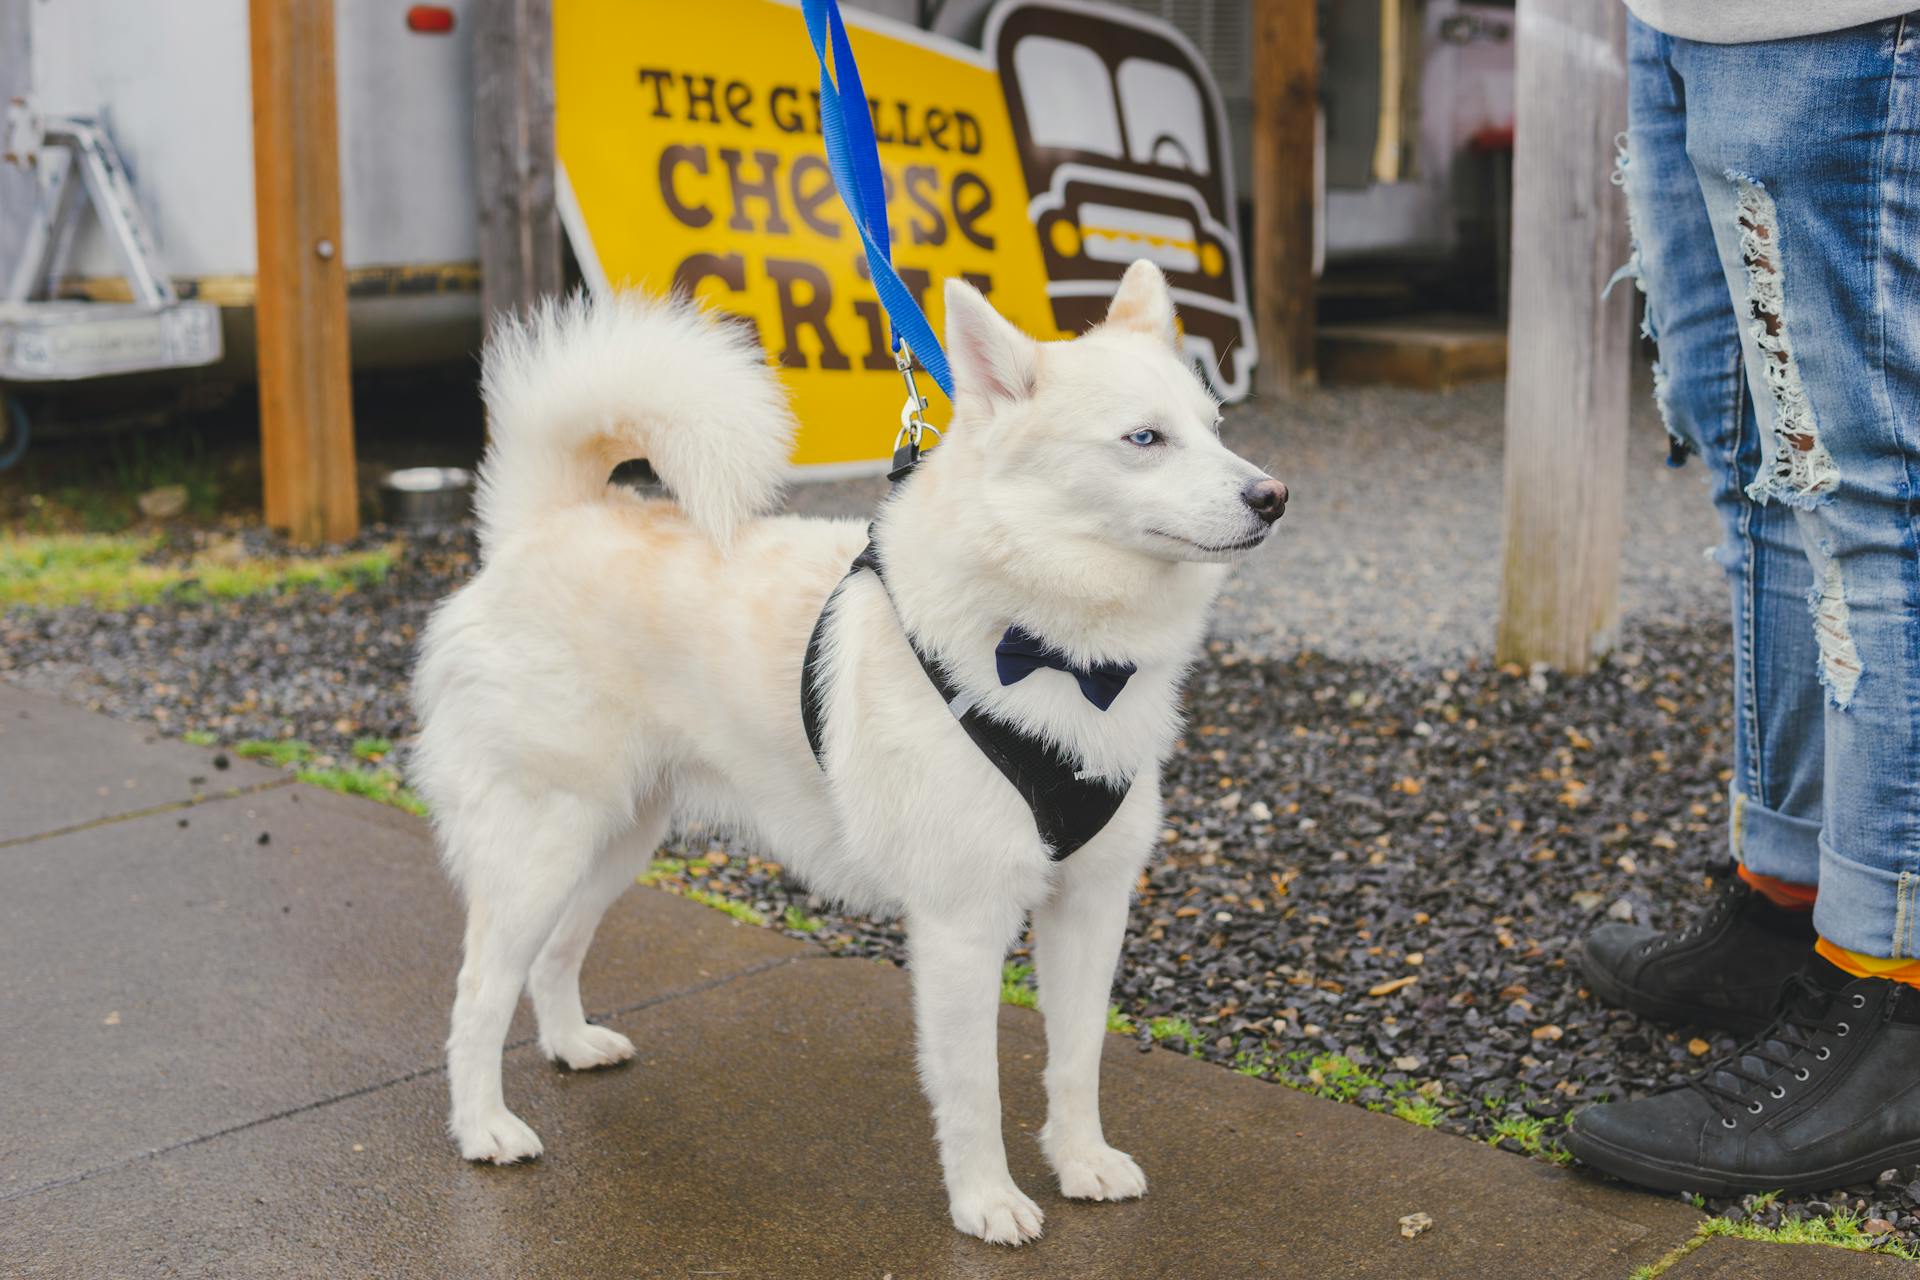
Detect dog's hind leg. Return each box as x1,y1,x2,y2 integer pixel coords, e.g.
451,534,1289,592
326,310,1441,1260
445,798,605,1164
1032,860,1148,1202
908,910,1045,1245
527,802,669,1070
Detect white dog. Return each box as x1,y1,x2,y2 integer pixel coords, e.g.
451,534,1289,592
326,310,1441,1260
410,260,1286,1245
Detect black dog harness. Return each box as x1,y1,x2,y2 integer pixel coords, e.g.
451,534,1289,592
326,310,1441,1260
800,539,1134,861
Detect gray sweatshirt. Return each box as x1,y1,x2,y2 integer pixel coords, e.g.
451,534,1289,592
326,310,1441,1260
1625,1,1913,42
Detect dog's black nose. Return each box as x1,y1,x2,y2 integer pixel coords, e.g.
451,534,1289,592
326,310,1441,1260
1241,477,1288,523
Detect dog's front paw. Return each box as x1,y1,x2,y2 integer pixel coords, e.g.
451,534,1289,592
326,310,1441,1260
1049,1142,1147,1201
452,1108,544,1164
949,1181,1045,1245
541,1023,636,1071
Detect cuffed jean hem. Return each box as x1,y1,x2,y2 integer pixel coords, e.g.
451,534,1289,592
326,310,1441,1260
1730,786,1822,888
1814,837,1920,960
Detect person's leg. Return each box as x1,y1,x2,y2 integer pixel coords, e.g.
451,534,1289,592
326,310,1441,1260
1683,24,1920,978
1579,13,1820,1036
1570,15,1920,1193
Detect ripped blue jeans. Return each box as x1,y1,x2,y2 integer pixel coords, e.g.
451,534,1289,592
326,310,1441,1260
1623,12,1920,957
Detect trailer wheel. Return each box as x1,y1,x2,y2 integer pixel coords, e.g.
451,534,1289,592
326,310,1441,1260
0,395,26,472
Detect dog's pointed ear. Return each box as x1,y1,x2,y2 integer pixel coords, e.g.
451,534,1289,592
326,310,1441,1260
944,278,1036,408
1103,259,1179,349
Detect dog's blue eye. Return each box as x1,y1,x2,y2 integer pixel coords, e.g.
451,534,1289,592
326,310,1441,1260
1126,428,1161,447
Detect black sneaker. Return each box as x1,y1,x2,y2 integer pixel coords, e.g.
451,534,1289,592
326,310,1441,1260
1579,863,1815,1035
1565,957,1920,1195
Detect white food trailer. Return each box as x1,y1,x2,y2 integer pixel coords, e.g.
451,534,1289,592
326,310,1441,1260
0,0,485,459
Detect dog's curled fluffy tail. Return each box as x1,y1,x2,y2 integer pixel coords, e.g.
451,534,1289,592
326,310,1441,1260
475,291,795,552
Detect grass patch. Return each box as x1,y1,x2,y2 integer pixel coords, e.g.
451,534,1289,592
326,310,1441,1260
295,764,427,817
638,856,689,887
682,888,766,927
782,904,823,933
1235,1049,1453,1132
181,729,218,747
1,533,153,602
230,736,426,818
0,532,394,609
1628,1238,1703,1280
235,738,316,767
1630,1208,1920,1279
350,736,394,762
1000,962,1038,1009
1488,1114,1570,1164
634,858,768,927
1391,1097,1445,1129
1106,1004,1135,1035
1146,1015,1203,1056
1701,1210,1920,1257
1302,1053,1375,1104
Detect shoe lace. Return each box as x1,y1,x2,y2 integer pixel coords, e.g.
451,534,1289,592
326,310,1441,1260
1685,973,1847,1125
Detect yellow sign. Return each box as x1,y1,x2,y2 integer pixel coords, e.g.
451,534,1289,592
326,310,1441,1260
555,0,1254,470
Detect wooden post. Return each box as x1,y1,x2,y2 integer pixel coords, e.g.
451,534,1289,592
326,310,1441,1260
1371,0,1406,183
249,0,357,544
474,0,561,338
0,0,34,283
1252,0,1317,395
1495,0,1631,673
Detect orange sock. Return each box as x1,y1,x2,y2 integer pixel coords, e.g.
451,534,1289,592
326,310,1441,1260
1816,938,1920,990
1737,863,1818,910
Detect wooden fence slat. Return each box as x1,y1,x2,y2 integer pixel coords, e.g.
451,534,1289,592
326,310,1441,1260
474,0,561,339
0,0,34,285
1252,0,1318,395
1495,0,1631,673
249,0,358,544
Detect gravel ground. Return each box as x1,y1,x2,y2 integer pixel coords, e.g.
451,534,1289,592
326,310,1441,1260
6,380,1916,1253
1211,379,1728,661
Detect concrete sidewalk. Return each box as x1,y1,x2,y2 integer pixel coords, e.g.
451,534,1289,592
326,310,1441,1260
1,685,1906,1278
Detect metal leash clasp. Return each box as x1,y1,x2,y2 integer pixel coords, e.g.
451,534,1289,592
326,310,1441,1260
890,341,940,481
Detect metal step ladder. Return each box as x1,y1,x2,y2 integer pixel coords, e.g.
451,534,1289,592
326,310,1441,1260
1,97,222,385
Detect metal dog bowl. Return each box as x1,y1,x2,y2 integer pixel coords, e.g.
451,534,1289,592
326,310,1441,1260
379,466,474,527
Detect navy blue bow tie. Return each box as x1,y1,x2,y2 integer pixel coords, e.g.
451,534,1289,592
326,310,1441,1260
994,626,1136,711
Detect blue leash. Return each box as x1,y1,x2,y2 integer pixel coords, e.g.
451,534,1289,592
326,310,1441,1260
794,2,1135,860
799,0,953,404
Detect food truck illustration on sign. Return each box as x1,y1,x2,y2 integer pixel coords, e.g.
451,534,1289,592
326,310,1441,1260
552,0,1255,471
990,0,1255,401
